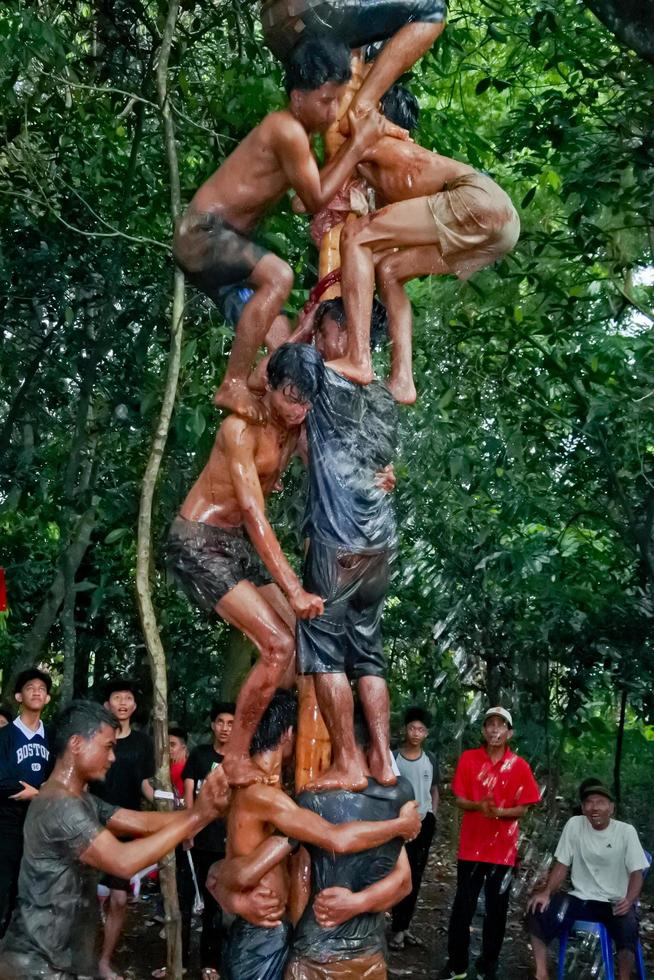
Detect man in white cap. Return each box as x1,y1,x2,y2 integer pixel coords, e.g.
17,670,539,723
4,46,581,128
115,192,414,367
439,707,540,980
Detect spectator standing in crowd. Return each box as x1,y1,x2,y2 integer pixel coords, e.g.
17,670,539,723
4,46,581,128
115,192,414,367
0,667,52,936
0,707,12,728
440,707,541,980
183,702,235,980
389,706,439,950
90,679,155,980
527,780,650,980
168,727,189,804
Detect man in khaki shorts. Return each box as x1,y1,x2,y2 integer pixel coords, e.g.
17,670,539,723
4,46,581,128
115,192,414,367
310,85,519,404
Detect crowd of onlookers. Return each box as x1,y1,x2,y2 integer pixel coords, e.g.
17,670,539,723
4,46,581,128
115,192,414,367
0,669,650,980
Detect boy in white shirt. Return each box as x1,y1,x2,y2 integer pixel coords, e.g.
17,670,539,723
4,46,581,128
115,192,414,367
527,780,650,980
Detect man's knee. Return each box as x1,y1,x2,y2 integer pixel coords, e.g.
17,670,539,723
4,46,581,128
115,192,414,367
110,888,129,911
375,253,404,292
265,259,293,300
261,627,295,674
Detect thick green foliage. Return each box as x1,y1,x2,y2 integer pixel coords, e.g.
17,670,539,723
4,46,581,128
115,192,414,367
0,0,653,825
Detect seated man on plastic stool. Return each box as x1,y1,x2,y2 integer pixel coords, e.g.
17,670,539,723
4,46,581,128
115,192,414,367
527,780,650,980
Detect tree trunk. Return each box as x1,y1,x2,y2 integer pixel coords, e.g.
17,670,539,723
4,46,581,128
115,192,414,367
582,0,654,64
134,2,184,976
5,506,97,700
613,687,628,810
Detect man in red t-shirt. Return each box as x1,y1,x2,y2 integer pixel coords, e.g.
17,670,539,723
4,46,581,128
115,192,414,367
439,707,541,980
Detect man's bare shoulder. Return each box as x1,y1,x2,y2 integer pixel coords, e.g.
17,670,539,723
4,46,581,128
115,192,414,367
263,108,310,148
219,413,259,449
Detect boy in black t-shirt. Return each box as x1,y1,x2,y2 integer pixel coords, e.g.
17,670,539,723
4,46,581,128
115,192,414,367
0,668,52,936
90,679,154,980
183,701,235,980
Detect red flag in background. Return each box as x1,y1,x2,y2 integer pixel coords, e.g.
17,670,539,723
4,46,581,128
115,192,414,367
0,569,6,613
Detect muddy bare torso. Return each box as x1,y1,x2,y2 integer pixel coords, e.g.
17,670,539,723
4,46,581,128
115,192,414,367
357,138,475,204
188,111,303,232
227,787,290,908
179,418,299,528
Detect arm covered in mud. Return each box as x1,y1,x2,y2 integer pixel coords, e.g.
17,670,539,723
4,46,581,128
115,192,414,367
223,417,323,620
250,785,420,853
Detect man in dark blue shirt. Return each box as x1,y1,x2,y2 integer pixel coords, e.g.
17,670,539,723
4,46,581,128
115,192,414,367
0,668,52,936
297,299,398,792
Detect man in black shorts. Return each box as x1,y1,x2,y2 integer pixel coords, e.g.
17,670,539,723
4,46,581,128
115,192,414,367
296,298,398,792
89,679,154,980
173,37,401,425
166,345,325,787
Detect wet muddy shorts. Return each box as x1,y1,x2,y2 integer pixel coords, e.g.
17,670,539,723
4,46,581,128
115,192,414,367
167,516,272,611
100,872,130,892
296,539,393,678
262,0,447,60
426,172,520,280
285,951,387,979
173,210,269,305
223,918,291,980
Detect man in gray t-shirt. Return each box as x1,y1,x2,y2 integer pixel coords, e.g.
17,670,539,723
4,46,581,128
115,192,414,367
0,701,229,980
390,706,439,950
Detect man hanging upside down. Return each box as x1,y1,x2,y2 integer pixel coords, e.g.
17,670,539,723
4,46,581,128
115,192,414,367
167,344,324,787
173,35,405,424
306,85,520,402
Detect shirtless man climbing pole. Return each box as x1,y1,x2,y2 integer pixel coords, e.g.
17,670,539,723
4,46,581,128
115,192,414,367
306,86,520,401
173,35,406,424
166,344,324,787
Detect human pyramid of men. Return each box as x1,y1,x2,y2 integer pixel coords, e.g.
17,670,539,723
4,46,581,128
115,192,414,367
164,6,521,978
0,6,535,980
0,13,650,978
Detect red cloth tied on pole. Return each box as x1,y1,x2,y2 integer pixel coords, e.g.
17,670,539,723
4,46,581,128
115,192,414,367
0,569,6,613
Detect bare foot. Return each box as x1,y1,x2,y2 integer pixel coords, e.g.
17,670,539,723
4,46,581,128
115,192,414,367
387,374,417,405
368,746,397,786
214,378,266,424
98,962,125,980
222,754,277,788
326,357,374,386
306,764,368,793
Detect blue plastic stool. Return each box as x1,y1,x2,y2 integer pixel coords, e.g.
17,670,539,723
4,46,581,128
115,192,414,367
557,920,647,979
557,849,651,979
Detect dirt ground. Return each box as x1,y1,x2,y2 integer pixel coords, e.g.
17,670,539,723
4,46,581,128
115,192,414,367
116,820,654,979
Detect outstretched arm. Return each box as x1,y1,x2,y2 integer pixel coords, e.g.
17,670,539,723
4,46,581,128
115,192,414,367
81,767,230,879
249,785,420,853
314,848,411,927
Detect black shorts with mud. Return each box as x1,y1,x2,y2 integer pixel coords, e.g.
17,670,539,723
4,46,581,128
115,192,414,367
296,539,393,678
222,918,291,980
173,210,269,306
167,516,272,611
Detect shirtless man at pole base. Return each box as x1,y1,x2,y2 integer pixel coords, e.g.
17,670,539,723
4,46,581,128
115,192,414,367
173,35,406,424
0,700,230,980
318,86,520,401
207,690,420,980
167,344,325,787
